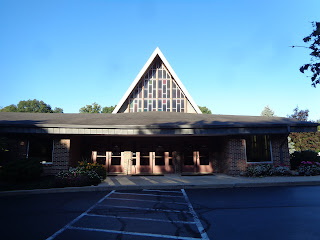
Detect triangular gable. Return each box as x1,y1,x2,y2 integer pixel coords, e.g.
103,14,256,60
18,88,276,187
112,47,202,114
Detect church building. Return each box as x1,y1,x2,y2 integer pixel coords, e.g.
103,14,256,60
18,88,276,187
0,48,318,176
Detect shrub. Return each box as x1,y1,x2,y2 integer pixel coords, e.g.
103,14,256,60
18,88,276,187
246,164,273,177
290,150,320,170
297,161,320,176
270,165,291,176
246,164,290,177
0,157,43,181
55,167,102,187
78,161,107,179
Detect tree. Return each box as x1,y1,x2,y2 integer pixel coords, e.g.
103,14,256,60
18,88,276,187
198,106,212,114
53,107,63,113
296,22,320,87
288,106,309,121
0,99,63,113
261,105,275,117
79,102,102,113
288,107,320,153
0,104,18,112
102,105,116,113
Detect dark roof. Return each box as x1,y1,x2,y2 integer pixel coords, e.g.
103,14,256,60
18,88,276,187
0,112,317,129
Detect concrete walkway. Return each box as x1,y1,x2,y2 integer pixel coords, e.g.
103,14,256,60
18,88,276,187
2,174,320,196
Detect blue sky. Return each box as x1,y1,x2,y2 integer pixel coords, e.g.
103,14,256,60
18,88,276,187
0,0,319,120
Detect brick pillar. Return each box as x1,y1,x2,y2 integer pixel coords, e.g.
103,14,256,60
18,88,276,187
173,151,182,174
271,135,290,167
50,139,71,175
225,138,247,176
123,151,132,175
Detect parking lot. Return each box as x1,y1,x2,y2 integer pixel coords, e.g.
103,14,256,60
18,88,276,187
46,189,207,240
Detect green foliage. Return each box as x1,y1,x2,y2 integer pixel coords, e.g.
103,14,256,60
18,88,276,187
198,106,212,114
298,22,320,87
102,105,116,113
288,106,309,121
0,104,18,112
289,132,320,152
78,161,107,179
79,102,102,113
290,150,320,170
246,164,291,177
297,161,320,176
53,107,63,113
261,105,275,117
0,157,43,181
55,167,102,187
0,99,63,113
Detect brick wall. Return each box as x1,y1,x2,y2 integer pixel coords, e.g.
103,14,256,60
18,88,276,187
43,139,70,175
225,138,247,175
270,135,290,166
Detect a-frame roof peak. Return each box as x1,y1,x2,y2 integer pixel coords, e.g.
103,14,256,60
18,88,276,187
112,48,202,114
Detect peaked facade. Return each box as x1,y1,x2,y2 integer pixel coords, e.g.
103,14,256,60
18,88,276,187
113,47,202,114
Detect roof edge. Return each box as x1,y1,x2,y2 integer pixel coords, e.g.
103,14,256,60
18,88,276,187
112,47,202,114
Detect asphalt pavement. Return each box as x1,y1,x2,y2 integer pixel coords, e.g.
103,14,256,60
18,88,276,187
1,186,320,240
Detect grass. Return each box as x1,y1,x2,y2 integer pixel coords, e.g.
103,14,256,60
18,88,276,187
0,176,56,191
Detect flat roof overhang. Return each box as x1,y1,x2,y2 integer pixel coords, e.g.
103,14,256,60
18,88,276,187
0,124,317,136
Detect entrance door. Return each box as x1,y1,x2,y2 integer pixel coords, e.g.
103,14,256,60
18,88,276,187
197,150,213,173
135,151,152,174
108,151,124,173
153,151,174,174
182,150,197,173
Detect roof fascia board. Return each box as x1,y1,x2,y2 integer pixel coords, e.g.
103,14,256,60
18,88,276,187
112,47,202,114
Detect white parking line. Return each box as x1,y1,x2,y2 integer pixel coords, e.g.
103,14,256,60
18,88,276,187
86,213,196,224
143,189,182,193
68,225,202,240
113,192,184,198
46,190,115,240
181,189,209,240
97,204,190,213
106,197,188,205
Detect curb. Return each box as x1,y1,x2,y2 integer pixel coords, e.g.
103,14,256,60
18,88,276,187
1,180,320,197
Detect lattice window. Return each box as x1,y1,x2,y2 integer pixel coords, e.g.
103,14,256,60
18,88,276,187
129,61,186,112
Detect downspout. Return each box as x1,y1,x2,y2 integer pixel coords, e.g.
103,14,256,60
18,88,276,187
279,125,290,164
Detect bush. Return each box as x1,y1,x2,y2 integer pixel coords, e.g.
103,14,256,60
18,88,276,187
246,164,273,177
55,167,102,187
0,157,43,181
78,161,107,179
246,164,290,177
290,150,320,170
297,161,320,176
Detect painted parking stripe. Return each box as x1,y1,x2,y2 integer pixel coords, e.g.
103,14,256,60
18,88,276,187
86,213,196,224
97,204,190,213
181,189,209,240
143,189,182,193
113,192,184,198
68,225,202,240
107,197,188,205
45,190,115,240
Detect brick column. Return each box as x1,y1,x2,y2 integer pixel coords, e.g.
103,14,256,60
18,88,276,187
44,139,71,175
225,138,247,175
271,135,290,166
123,151,132,175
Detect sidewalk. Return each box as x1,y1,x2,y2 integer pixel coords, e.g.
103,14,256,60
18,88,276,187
2,174,320,196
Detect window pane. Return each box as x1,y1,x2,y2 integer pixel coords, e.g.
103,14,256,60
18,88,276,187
28,138,53,163
246,135,271,162
184,151,194,165
96,157,106,165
